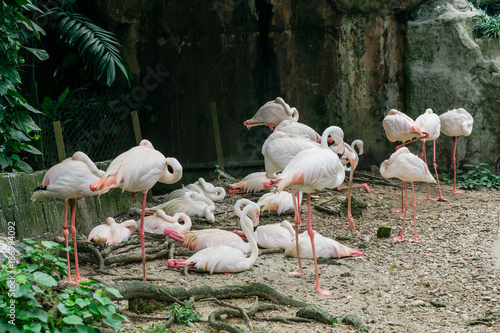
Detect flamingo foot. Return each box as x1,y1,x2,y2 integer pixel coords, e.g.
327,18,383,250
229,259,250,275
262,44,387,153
424,196,436,201
362,184,371,193
437,196,449,202
75,277,90,284
289,269,304,275
350,251,363,257
316,288,330,296
396,208,405,213
268,123,274,131
348,216,356,231
223,272,231,275
452,190,463,194
393,236,405,242
228,188,246,194
408,237,419,243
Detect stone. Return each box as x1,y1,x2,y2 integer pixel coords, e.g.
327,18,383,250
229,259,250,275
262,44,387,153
377,226,391,238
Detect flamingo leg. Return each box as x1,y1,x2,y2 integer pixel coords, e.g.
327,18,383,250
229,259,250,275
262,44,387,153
395,133,429,151
421,141,434,201
63,200,72,282
336,183,371,193
70,199,83,283
139,192,147,282
347,157,356,231
306,194,329,295
452,136,462,194
290,189,303,275
433,140,448,201
408,182,419,243
394,182,408,242
396,183,405,213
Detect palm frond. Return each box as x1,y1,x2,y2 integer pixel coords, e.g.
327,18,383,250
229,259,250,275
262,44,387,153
50,10,130,86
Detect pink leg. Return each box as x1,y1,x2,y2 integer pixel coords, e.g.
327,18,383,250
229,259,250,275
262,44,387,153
63,200,72,282
452,136,462,194
433,140,448,201
395,133,429,151
421,141,434,201
346,157,356,231
306,194,329,295
289,190,304,275
396,184,404,213
70,199,83,283
394,182,408,242
336,183,371,193
140,192,147,282
268,123,274,131
408,182,419,243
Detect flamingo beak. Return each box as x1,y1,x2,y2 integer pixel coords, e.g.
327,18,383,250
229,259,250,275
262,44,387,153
336,141,345,158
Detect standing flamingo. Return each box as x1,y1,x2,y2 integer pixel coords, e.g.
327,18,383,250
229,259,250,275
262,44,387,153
331,139,371,231
143,211,192,234
264,126,346,295
380,147,436,242
90,139,182,282
228,172,274,194
439,108,474,194
244,97,299,130
167,203,260,274
415,108,447,201
88,217,137,245
32,151,105,283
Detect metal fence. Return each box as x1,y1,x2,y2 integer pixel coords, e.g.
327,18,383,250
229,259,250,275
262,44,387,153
38,91,136,169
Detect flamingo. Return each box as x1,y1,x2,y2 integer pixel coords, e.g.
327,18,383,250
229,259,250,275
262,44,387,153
415,108,447,201
284,230,362,259
148,191,215,223
264,126,346,295
166,178,225,201
244,97,299,131
88,217,137,245
228,171,274,194
257,191,303,216
274,120,321,142
382,109,429,212
164,199,259,253
439,108,474,194
167,202,260,274
90,139,182,282
380,147,436,242
32,151,105,283
331,139,371,231
143,210,192,234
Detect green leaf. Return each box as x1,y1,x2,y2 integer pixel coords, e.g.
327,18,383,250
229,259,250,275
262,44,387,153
102,317,122,329
63,315,84,325
33,271,57,287
13,160,34,173
104,286,123,299
21,47,49,61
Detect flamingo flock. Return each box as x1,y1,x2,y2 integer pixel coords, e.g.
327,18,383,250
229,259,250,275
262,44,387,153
32,97,474,296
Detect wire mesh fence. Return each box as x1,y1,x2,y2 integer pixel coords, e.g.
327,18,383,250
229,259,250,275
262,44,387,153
38,90,136,170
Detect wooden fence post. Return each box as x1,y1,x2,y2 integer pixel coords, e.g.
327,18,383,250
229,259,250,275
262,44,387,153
210,102,225,172
131,111,142,145
53,121,66,162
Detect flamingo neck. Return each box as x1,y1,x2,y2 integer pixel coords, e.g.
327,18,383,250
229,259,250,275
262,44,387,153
240,206,259,263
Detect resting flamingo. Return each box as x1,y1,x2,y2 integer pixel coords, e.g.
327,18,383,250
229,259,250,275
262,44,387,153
415,108,447,201
264,126,346,295
167,202,259,274
88,217,137,245
32,151,105,283
257,191,303,216
90,139,183,282
382,109,429,212
331,139,371,231
228,171,274,194
164,199,259,253
166,178,225,201
244,97,299,131
439,108,474,194
284,230,362,259
143,211,191,234
148,191,215,223
380,147,435,242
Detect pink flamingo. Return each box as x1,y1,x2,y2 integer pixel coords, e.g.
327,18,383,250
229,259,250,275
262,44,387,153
439,108,474,194
284,230,362,259
382,109,429,212
244,97,299,131
147,191,215,223
228,171,274,194
143,211,192,234
380,147,436,242
167,202,260,274
415,108,447,201
88,217,137,246
32,151,105,283
264,126,346,295
275,119,334,144
166,178,225,201
90,139,182,282
257,191,303,216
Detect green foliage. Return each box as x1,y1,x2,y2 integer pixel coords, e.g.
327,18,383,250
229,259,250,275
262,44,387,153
0,0,45,173
0,240,128,332
472,6,500,39
441,163,500,189
167,300,200,328
131,324,176,333
43,2,130,87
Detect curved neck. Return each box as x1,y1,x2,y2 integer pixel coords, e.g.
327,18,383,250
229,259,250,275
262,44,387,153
172,213,191,232
158,157,183,184
72,152,104,177
240,205,259,262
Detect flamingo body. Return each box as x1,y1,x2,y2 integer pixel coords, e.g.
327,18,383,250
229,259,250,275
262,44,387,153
439,108,473,137
244,97,299,130
284,231,361,259
143,211,192,234
150,191,215,223
382,109,423,143
257,191,302,215
255,221,295,249
228,172,273,194
274,120,321,142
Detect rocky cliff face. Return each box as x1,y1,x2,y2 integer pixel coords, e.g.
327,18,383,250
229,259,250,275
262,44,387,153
97,0,498,174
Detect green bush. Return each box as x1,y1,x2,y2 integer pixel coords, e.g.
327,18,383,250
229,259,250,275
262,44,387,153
473,6,500,39
441,163,500,189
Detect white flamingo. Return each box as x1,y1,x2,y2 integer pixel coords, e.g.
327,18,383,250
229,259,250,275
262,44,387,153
244,97,299,130
228,171,274,194
166,178,225,201
257,191,302,216
148,191,215,223
143,210,192,234
284,230,362,259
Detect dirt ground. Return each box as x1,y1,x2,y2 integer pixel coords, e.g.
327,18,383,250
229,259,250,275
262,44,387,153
80,175,500,333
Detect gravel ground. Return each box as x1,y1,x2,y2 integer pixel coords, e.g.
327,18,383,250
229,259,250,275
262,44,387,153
81,176,500,333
